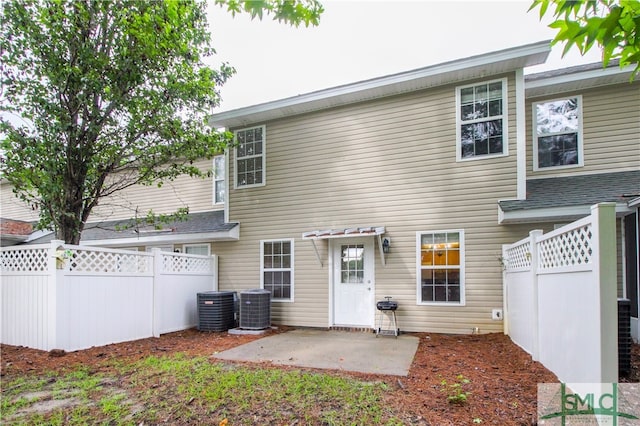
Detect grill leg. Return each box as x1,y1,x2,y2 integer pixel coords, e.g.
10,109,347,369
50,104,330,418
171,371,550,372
376,310,398,338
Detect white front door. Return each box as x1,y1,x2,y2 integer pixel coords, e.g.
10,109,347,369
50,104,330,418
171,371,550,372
332,238,375,327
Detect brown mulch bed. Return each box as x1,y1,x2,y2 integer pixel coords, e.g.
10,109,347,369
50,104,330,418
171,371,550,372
2,328,639,425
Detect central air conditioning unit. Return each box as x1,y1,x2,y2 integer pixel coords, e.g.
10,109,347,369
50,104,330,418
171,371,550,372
197,291,235,332
239,289,271,330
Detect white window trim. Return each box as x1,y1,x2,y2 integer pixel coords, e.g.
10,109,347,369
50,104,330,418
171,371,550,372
235,125,266,189
416,229,466,306
183,243,211,256
532,95,584,172
260,238,294,303
213,154,226,205
456,78,509,162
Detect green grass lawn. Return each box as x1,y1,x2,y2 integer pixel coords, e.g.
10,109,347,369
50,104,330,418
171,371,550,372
1,353,404,425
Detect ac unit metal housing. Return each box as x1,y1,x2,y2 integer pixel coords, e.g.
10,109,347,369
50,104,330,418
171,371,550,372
197,291,235,332
239,289,271,330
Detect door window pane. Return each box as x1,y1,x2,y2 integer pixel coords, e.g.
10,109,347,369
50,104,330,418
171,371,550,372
341,244,365,284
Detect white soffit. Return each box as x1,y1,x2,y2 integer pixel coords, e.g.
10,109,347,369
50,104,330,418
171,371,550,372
498,203,633,224
209,41,551,128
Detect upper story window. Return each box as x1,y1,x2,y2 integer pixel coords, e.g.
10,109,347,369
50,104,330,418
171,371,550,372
235,126,265,188
261,239,294,302
213,155,225,204
456,79,508,161
417,230,465,305
533,96,583,170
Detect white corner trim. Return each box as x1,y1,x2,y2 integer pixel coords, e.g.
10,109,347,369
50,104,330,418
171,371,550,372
515,68,526,200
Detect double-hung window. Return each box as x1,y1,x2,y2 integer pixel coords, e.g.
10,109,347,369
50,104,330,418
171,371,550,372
213,155,225,204
261,239,293,301
417,230,464,305
457,79,508,160
235,126,265,188
533,96,583,170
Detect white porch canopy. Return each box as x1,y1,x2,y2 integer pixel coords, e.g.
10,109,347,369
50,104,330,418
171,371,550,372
302,226,387,266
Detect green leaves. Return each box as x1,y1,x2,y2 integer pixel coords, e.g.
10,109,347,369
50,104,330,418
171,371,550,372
1,0,323,243
215,0,324,27
531,0,640,80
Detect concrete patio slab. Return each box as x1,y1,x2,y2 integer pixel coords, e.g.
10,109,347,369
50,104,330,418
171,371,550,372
213,329,419,376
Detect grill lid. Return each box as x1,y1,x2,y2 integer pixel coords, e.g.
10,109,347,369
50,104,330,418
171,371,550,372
377,300,398,311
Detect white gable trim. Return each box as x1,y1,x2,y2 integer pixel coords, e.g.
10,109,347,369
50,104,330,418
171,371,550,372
210,41,551,128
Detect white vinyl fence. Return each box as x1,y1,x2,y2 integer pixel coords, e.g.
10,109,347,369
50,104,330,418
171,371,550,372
1,240,218,352
502,203,618,383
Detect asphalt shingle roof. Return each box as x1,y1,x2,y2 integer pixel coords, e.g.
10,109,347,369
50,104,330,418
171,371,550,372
499,170,640,212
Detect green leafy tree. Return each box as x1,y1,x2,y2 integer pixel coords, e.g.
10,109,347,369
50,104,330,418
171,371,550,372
530,0,640,78
0,0,322,244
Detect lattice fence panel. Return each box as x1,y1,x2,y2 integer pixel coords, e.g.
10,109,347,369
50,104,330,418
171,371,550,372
0,248,49,272
504,241,532,271
69,249,151,274
162,254,212,273
538,223,593,270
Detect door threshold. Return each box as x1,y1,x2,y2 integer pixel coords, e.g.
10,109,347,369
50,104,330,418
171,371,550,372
329,326,374,333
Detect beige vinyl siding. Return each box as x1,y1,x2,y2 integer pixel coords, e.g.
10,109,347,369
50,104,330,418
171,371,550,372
1,180,39,221
1,159,221,224
527,82,640,176
212,73,547,333
91,159,218,221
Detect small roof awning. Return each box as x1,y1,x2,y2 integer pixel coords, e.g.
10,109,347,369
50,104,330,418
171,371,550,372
302,226,387,267
302,226,385,240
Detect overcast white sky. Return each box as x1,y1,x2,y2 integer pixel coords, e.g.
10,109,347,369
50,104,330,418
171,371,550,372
206,0,603,112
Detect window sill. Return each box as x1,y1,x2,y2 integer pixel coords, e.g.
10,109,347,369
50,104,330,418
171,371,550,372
417,301,465,307
533,163,583,172
457,152,508,162
236,182,266,190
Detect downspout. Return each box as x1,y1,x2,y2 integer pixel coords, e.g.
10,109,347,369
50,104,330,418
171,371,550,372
515,68,526,200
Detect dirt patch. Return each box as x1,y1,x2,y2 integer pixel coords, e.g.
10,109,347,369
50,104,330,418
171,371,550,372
2,328,639,425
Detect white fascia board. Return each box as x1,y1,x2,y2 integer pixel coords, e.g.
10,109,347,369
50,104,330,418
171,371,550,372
498,203,633,224
82,227,240,248
526,64,635,97
210,41,551,128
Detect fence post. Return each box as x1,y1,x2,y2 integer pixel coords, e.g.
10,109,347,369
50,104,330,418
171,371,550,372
48,240,65,351
211,254,218,291
529,230,543,362
591,202,618,383
152,248,163,338
502,244,509,336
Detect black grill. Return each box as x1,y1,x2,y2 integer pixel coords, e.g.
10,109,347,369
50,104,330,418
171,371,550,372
376,300,398,311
